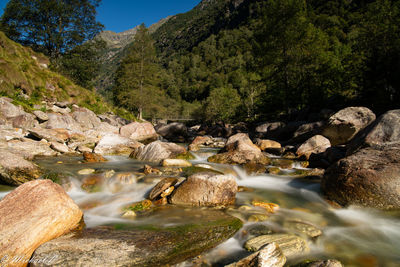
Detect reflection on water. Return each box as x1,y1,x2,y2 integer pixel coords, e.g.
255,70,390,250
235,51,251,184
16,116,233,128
0,153,399,266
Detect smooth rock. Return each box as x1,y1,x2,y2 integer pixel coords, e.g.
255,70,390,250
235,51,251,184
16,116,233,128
33,110,49,122
0,180,83,267
322,144,400,209
255,122,286,139
6,139,57,159
50,142,70,154
131,141,186,163
208,133,270,165
162,158,192,167
0,97,25,118
155,122,187,142
0,150,42,185
28,128,70,143
321,107,375,146
32,209,242,267
10,113,37,128
45,113,82,132
94,134,143,155
227,242,286,267
120,122,157,142
347,109,400,155
170,172,237,206
283,220,322,238
244,234,309,258
72,107,101,129
256,139,282,151
296,135,331,160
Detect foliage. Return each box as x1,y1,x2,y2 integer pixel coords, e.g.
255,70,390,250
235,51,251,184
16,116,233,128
0,0,103,59
113,24,174,120
55,39,107,89
205,87,241,122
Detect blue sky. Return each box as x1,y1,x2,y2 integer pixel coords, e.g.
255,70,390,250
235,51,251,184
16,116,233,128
0,0,200,33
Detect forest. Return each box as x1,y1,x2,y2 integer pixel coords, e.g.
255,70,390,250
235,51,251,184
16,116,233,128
1,0,399,122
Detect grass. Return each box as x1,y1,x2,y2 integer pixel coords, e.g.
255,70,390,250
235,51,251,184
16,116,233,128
0,31,135,120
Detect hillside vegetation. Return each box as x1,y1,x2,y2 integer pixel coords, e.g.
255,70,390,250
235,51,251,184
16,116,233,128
0,31,131,117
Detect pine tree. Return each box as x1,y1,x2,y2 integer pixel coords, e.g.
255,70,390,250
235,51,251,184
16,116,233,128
113,24,162,120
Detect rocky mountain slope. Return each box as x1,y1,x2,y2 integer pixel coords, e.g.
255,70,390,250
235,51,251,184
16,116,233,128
94,0,250,94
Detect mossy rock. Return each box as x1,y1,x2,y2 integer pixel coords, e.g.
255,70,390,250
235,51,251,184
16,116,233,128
271,158,294,169
42,171,69,185
32,209,243,267
182,166,223,177
124,200,153,212
174,152,196,160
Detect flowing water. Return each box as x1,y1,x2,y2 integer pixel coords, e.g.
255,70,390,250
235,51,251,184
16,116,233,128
1,151,400,266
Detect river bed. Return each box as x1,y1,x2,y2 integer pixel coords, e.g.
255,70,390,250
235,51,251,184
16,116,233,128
1,152,400,266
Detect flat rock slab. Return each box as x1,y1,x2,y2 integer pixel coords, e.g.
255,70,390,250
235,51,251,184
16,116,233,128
244,234,309,258
32,209,242,267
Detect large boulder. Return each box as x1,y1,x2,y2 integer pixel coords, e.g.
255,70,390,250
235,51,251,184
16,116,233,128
296,135,331,160
0,150,42,185
0,180,83,267
347,109,400,155
290,121,325,144
155,122,188,142
94,134,143,155
321,107,375,146
255,122,286,139
170,172,237,206
45,113,82,133
32,209,242,267
208,133,270,165
119,122,157,142
322,144,400,209
10,113,38,128
130,141,186,163
71,107,101,129
28,128,70,143
6,139,57,159
0,97,25,118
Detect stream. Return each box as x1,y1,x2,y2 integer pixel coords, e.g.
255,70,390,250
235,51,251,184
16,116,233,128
1,151,400,266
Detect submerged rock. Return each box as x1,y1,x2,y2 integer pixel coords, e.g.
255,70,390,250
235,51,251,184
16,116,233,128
170,172,237,206
322,144,400,209
321,107,375,146
0,150,42,185
244,234,309,258
32,210,242,267
162,158,192,167
0,180,83,267
293,259,343,267
227,242,286,267
83,152,107,163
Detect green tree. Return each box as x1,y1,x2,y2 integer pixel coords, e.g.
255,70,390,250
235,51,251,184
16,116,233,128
205,87,241,122
113,24,163,120
56,39,106,89
0,0,103,59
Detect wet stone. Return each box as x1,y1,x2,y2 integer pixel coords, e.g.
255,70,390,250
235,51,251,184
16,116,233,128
244,233,309,258
148,177,178,200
